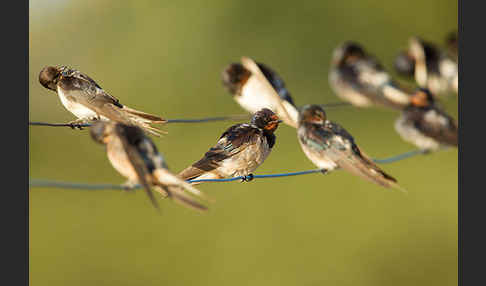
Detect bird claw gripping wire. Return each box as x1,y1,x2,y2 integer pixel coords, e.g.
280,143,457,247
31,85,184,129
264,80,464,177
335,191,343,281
240,174,254,182
69,123,85,130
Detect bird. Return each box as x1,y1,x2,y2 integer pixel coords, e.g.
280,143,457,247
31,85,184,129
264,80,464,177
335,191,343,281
39,65,166,136
178,108,282,183
221,57,299,128
90,121,209,211
394,88,458,151
329,42,411,110
445,31,458,61
297,104,401,190
394,37,458,96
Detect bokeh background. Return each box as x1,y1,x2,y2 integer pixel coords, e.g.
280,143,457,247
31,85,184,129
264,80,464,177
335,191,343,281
29,1,458,285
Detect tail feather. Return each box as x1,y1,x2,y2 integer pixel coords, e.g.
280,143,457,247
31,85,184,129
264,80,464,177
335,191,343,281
122,106,166,123
178,168,223,185
95,103,166,136
354,148,406,192
153,169,211,211
169,189,209,212
135,122,167,137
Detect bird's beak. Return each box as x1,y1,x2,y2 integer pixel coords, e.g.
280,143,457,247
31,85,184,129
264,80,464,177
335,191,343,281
277,120,283,124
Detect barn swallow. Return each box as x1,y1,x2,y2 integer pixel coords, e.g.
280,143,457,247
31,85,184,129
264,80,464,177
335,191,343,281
394,37,458,95
222,57,299,128
329,42,411,109
394,88,458,151
297,104,401,190
39,66,166,136
178,108,282,183
90,121,209,211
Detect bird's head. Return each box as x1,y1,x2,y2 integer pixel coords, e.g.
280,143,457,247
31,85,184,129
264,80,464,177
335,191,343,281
38,66,62,91
251,108,282,132
298,105,327,125
39,65,74,91
222,63,252,96
90,121,111,144
332,41,366,66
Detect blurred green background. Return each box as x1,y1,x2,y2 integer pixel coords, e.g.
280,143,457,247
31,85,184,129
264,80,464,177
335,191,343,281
29,0,458,285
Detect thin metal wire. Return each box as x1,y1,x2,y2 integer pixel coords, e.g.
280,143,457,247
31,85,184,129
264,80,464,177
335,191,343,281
188,169,325,183
317,102,352,108
29,148,432,189
372,149,428,164
29,122,91,128
28,102,351,128
28,115,249,128
29,169,326,189
165,114,250,123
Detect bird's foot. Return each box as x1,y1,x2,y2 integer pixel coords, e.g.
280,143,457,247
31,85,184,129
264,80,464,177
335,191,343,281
320,169,328,174
67,119,87,130
240,174,254,182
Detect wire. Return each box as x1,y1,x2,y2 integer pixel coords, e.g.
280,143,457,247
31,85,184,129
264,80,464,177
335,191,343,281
188,169,325,183
29,122,91,128
165,114,250,123
28,102,351,128
372,149,428,164
29,114,249,128
29,169,326,190
29,148,431,189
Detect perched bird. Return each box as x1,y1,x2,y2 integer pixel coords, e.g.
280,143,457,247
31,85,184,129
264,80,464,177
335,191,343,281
394,37,458,96
329,42,411,109
222,57,299,128
90,121,209,211
297,104,401,189
394,88,458,151
39,66,166,136
178,108,282,183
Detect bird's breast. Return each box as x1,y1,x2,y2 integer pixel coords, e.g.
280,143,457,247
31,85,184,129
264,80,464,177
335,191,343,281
298,136,338,170
57,87,101,120
217,136,271,177
106,139,140,182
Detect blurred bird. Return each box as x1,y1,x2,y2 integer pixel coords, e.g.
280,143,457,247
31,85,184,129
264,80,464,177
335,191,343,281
329,42,411,109
394,88,458,151
178,108,282,183
297,104,401,190
445,31,458,60
222,57,299,128
39,66,166,136
90,121,209,211
394,36,458,96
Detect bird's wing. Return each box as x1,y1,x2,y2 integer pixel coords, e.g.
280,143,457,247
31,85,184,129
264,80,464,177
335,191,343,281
178,124,260,181
114,124,159,209
256,62,296,106
413,108,458,146
241,57,298,128
70,71,123,107
341,60,409,108
324,121,400,189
